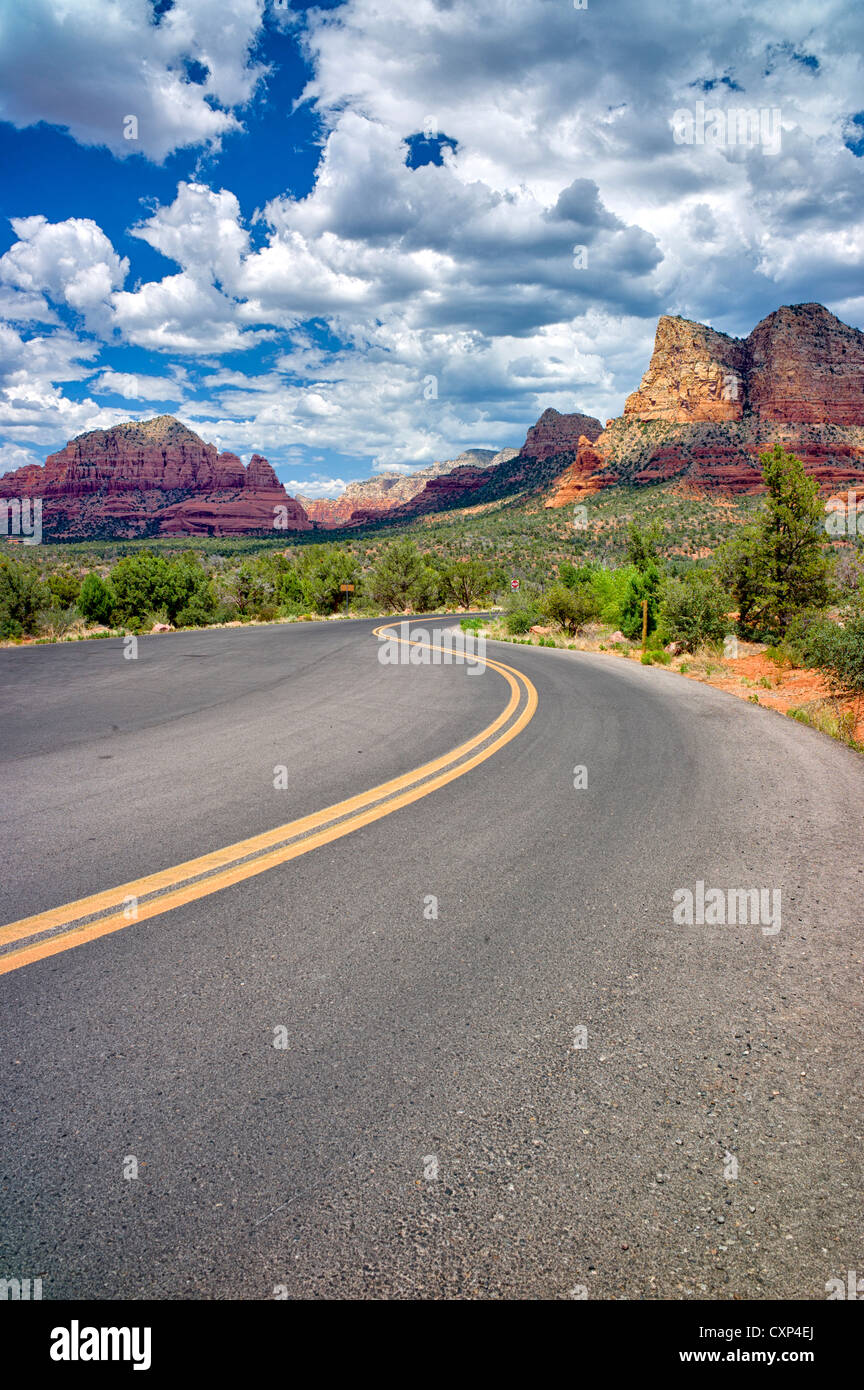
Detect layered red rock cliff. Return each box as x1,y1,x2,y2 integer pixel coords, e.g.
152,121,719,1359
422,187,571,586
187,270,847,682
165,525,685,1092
547,303,864,504
0,416,311,539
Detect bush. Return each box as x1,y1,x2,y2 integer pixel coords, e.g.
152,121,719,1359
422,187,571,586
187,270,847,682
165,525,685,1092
782,610,839,668
366,540,439,612
542,581,599,635
659,568,732,652
47,569,81,607
589,565,638,627
505,609,534,634
37,606,77,641
78,571,115,626
110,551,216,625
558,561,597,590
0,556,46,637
809,613,864,702
175,592,220,627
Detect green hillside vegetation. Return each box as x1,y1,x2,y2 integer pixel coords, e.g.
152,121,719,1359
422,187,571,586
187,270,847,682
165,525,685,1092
3,450,863,729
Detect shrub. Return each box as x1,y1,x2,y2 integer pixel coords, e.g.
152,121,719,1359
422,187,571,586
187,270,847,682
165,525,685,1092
175,591,220,627
110,551,215,625
659,568,732,652
37,606,77,640
366,540,434,612
0,556,46,637
810,613,864,703
559,561,597,590
47,569,81,607
297,545,356,614
543,581,600,634
78,571,115,626
589,565,638,627
505,609,534,634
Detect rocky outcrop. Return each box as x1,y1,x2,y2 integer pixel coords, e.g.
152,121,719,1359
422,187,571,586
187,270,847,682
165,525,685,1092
350,463,500,524
0,417,311,539
547,304,864,503
622,317,746,423
746,304,864,424
520,409,605,459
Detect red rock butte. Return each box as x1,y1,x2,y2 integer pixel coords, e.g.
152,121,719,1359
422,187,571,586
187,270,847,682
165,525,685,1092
0,416,311,539
547,303,864,504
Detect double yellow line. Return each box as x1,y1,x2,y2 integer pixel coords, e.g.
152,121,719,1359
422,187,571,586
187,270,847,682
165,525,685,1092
0,622,537,977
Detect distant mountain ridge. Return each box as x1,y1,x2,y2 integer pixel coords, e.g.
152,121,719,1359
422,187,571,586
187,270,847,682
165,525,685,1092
297,449,512,526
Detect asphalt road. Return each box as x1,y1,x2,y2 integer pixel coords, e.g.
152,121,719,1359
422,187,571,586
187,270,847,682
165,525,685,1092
1,615,862,1300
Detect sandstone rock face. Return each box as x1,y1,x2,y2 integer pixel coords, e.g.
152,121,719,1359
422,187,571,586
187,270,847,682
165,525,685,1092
0,416,311,539
746,303,864,424
299,449,508,527
548,304,864,503
623,317,746,423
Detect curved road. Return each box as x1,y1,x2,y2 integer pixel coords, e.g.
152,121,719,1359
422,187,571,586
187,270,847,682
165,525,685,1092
0,615,862,1300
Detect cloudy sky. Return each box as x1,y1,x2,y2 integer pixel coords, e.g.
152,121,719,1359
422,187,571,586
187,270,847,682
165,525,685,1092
0,0,862,497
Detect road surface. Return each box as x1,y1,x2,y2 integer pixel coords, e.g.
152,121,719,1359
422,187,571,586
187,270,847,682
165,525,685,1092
1,615,862,1299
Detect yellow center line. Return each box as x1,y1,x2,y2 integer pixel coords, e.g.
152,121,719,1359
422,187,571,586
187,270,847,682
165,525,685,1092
0,622,537,976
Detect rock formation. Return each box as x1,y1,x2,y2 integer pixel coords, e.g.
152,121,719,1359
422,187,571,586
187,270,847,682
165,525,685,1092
547,304,864,504
520,408,608,459
0,417,311,539
348,413,603,525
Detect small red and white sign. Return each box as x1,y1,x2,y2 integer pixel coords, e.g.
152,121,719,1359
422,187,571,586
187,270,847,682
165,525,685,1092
511,578,520,591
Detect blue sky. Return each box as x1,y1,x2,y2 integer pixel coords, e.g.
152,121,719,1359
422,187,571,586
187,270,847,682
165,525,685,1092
0,0,863,497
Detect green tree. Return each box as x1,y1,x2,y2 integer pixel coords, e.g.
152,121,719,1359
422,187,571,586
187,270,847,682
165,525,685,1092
234,560,276,618
297,545,355,613
0,556,46,637
542,581,599,634
625,522,662,572
78,571,115,626
110,551,215,625
718,445,834,639
366,541,436,612
47,569,82,608
441,558,493,608
559,560,597,590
